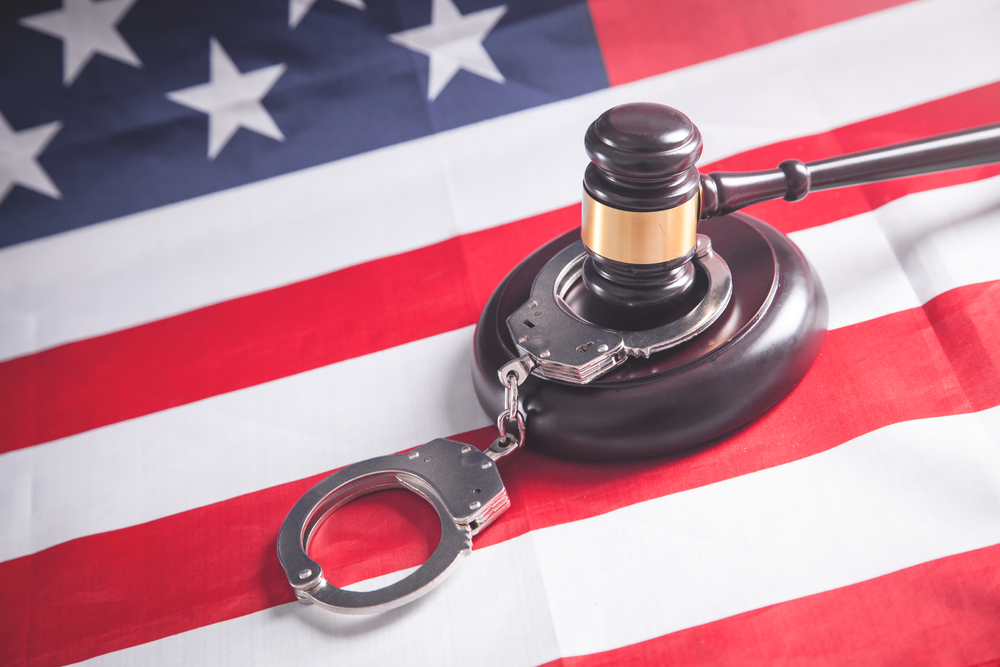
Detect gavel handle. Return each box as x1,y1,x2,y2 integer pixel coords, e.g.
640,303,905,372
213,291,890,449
699,122,1000,219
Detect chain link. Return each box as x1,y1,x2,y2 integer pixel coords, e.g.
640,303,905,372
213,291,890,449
496,370,525,447
492,355,534,456
503,372,519,422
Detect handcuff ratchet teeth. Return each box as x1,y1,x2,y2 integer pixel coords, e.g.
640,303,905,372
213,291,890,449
277,357,533,614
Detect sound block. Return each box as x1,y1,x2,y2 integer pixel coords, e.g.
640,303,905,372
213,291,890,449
472,212,828,461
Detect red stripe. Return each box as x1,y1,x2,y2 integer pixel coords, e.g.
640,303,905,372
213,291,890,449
541,544,1000,667
588,0,914,86
1,83,998,453
2,281,997,667
0,206,579,453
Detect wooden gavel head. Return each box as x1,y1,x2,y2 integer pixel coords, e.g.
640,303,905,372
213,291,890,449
581,103,704,309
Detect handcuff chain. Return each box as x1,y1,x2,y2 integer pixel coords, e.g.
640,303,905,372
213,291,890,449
490,355,535,461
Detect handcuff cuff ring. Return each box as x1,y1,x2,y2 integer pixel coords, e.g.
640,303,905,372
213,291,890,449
277,357,534,614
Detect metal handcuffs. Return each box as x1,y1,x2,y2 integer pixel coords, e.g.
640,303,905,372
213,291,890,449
277,437,514,614
277,235,731,613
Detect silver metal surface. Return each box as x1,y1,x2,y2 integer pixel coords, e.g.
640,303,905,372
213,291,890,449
506,235,732,384
486,436,521,462
497,355,537,386
503,369,519,421
495,355,532,449
277,438,509,614
495,410,525,448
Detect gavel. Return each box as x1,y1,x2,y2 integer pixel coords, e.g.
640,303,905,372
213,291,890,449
472,102,1000,461
580,103,1000,309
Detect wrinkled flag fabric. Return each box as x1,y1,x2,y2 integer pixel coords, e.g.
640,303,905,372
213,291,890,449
1,0,1000,665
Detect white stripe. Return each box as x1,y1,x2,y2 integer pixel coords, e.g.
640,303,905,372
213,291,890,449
3,0,999,361
542,405,1000,656
0,326,489,563
791,213,920,330
877,176,1000,305
4,177,1000,564
790,175,1000,329
77,405,1000,666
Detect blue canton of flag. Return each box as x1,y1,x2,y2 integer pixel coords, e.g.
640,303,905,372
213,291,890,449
0,0,607,247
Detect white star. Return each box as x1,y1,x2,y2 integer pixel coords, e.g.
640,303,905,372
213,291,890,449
0,111,62,205
389,0,507,101
19,0,142,86
166,38,287,160
289,0,365,29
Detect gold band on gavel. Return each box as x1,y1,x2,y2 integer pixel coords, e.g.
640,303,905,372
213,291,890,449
581,191,700,265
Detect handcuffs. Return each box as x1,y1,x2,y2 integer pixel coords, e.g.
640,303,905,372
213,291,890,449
277,235,731,614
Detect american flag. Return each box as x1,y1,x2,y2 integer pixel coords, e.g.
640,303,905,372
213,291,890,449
2,0,1000,664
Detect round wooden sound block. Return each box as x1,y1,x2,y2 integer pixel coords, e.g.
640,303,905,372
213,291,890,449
472,212,828,461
